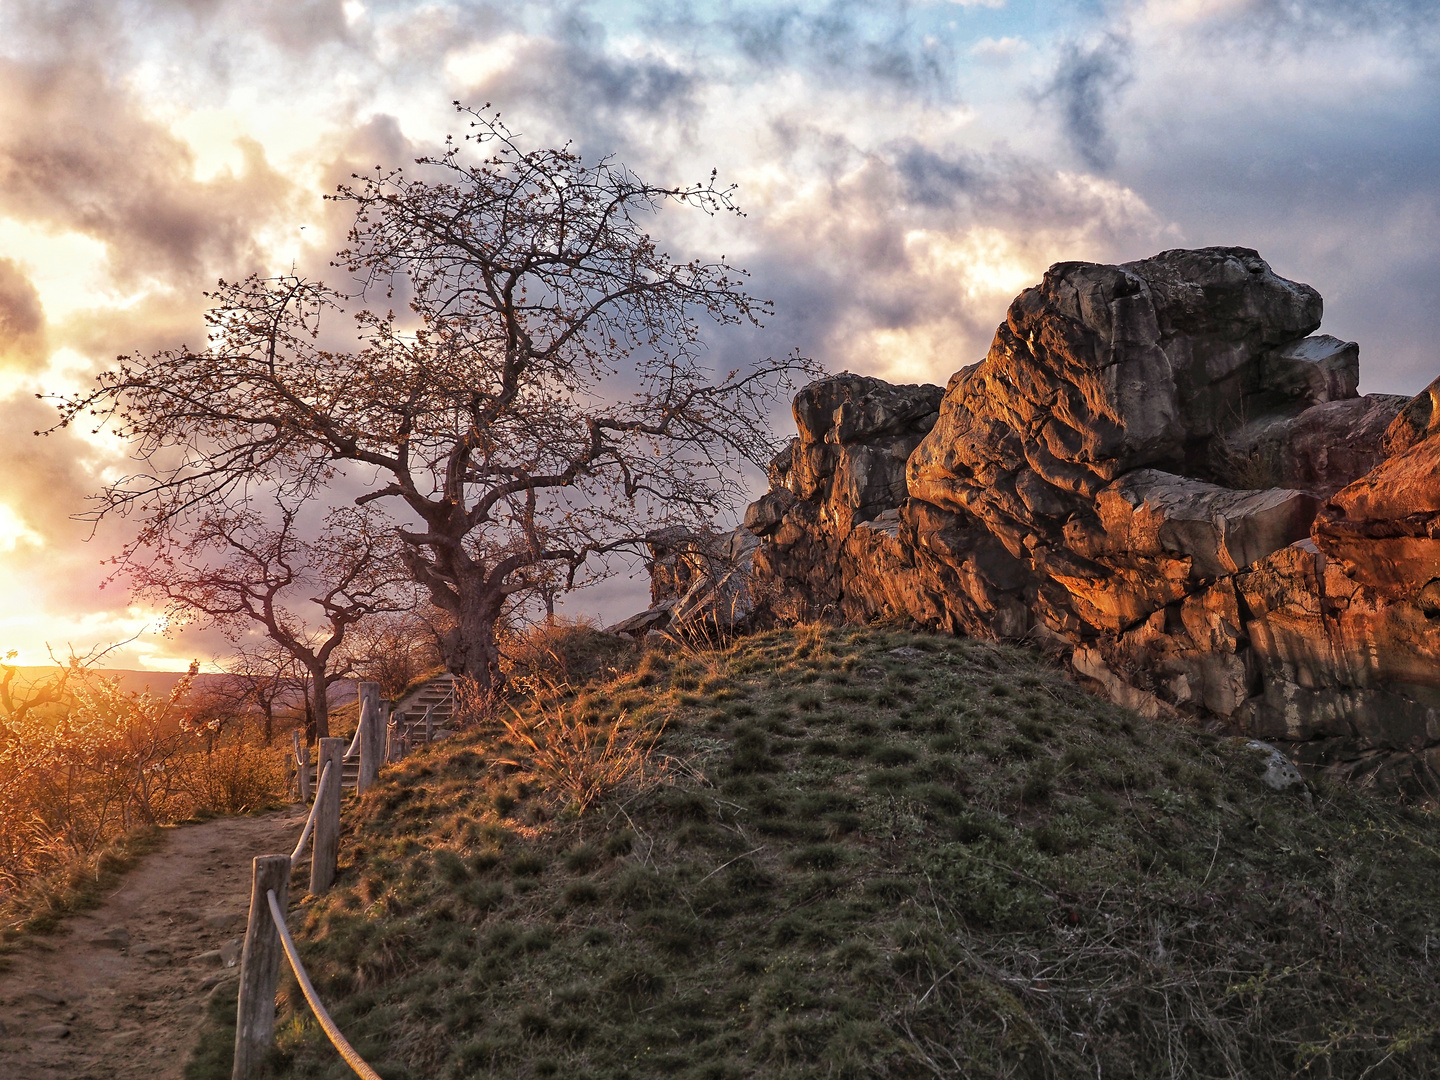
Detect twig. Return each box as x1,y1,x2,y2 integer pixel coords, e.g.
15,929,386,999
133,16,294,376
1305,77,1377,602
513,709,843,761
1201,825,1223,887
694,846,765,886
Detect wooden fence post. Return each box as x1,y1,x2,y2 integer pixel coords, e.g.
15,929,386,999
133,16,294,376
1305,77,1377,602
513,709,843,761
294,730,310,803
384,703,399,763
233,855,291,1080
424,704,435,746
310,737,344,895
357,683,381,794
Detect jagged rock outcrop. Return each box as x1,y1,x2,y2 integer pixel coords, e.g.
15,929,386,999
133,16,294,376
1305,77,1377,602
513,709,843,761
748,374,944,620
1313,375,1440,593
732,246,1439,794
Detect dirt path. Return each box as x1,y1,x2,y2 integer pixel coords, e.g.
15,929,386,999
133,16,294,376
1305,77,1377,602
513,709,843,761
0,806,308,1080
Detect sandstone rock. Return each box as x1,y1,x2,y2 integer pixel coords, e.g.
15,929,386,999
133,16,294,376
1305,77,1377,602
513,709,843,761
1313,381,1440,595
907,250,1327,512
1381,373,1440,456
792,374,943,448
607,601,675,637
1213,394,1407,497
781,374,944,537
1072,647,1166,720
731,247,1440,795
1095,470,1317,578
647,526,712,606
742,489,795,537
1237,542,1440,750
612,527,761,638
1252,334,1358,408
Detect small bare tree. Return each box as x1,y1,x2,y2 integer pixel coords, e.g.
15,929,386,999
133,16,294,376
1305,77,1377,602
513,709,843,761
342,610,444,699
207,643,307,744
129,497,409,738
52,106,817,690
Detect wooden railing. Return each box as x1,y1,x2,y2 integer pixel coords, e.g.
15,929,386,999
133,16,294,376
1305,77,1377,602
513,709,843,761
232,681,392,1080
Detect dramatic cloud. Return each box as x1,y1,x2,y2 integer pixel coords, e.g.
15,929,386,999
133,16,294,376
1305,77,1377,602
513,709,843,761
0,258,45,373
1041,33,1132,171
1,0,1437,664
733,139,1167,384
0,62,298,286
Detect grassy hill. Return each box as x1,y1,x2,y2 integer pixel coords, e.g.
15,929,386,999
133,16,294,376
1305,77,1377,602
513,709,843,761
192,625,1440,1079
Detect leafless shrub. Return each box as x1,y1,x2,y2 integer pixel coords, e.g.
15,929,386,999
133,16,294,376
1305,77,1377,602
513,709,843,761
450,675,501,730
500,615,634,689
172,713,286,815
345,610,446,699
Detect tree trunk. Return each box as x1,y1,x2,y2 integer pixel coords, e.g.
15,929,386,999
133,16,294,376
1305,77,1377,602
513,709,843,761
411,531,508,691
440,586,505,691
302,690,316,744
305,667,330,739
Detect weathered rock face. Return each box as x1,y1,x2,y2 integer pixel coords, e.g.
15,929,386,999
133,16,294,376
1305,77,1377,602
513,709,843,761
1313,375,1440,595
736,246,1439,795
750,374,945,620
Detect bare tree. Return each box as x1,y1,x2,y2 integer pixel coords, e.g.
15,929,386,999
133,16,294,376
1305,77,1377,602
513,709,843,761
51,106,818,690
343,610,444,699
207,643,307,744
129,497,408,737
1,652,77,736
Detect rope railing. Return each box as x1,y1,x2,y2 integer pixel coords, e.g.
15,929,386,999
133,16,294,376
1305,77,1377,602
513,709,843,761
343,721,363,760
233,682,394,1080
289,760,331,864
266,888,383,1080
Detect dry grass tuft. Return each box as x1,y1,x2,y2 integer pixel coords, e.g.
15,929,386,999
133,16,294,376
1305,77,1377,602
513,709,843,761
493,707,668,815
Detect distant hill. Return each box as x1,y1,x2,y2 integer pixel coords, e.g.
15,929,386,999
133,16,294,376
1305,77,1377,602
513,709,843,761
4,667,357,708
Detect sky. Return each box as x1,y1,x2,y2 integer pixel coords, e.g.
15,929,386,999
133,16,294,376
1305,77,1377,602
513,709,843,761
0,0,1436,670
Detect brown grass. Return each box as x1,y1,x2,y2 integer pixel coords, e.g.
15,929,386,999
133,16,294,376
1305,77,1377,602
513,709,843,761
493,705,669,815
0,657,286,912
501,615,636,687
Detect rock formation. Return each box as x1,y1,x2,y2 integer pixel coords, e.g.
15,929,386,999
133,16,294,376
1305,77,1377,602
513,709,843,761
609,526,762,638
737,247,1440,795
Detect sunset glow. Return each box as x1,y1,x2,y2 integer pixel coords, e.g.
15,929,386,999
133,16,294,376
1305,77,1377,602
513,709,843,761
1,1,1437,671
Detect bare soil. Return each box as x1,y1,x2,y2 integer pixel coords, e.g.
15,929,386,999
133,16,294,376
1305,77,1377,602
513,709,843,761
0,806,307,1080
